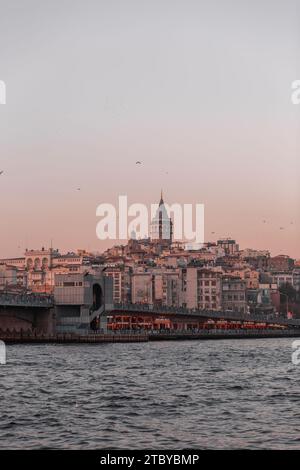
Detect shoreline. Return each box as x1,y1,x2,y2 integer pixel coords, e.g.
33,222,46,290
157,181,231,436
1,329,300,344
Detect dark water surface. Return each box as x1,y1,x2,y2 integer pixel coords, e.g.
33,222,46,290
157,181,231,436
0,338,300,449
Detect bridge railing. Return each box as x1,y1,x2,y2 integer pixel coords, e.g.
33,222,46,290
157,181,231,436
149,328,299,337
0,292,54,308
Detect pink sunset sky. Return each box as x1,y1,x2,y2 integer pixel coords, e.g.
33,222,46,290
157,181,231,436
0,1,299,258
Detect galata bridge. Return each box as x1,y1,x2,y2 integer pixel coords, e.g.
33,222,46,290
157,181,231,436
0,289,300,337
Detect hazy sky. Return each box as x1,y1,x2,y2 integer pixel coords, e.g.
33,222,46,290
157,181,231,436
0,0,299,258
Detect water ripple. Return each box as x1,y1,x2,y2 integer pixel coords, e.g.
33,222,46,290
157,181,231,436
0,338,299,449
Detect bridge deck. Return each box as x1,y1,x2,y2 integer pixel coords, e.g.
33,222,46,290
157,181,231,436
111,304,300,328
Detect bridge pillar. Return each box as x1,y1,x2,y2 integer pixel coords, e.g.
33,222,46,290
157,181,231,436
34,308,55,335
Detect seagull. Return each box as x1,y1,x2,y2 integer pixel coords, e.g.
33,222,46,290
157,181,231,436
279,227,284,230
136,161,142,165
0,171,3,175
76,188,81,191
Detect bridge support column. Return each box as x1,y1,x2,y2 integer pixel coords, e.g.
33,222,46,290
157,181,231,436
34,308,55,335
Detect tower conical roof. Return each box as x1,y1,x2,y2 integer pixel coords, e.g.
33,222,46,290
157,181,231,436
159,189,164,206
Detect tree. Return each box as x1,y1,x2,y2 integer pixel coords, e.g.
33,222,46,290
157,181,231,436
279,282,297,303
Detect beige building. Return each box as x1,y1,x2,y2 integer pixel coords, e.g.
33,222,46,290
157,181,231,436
0,265,18,290
222,276,247,314
103,265,131,304
162,272,180,307
131,271,153,304
182,267,222,310
0,248,86,293
131,267,180,306
231,268,259,289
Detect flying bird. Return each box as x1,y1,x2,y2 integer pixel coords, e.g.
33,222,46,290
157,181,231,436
136,161,142,165
0,171,3,175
